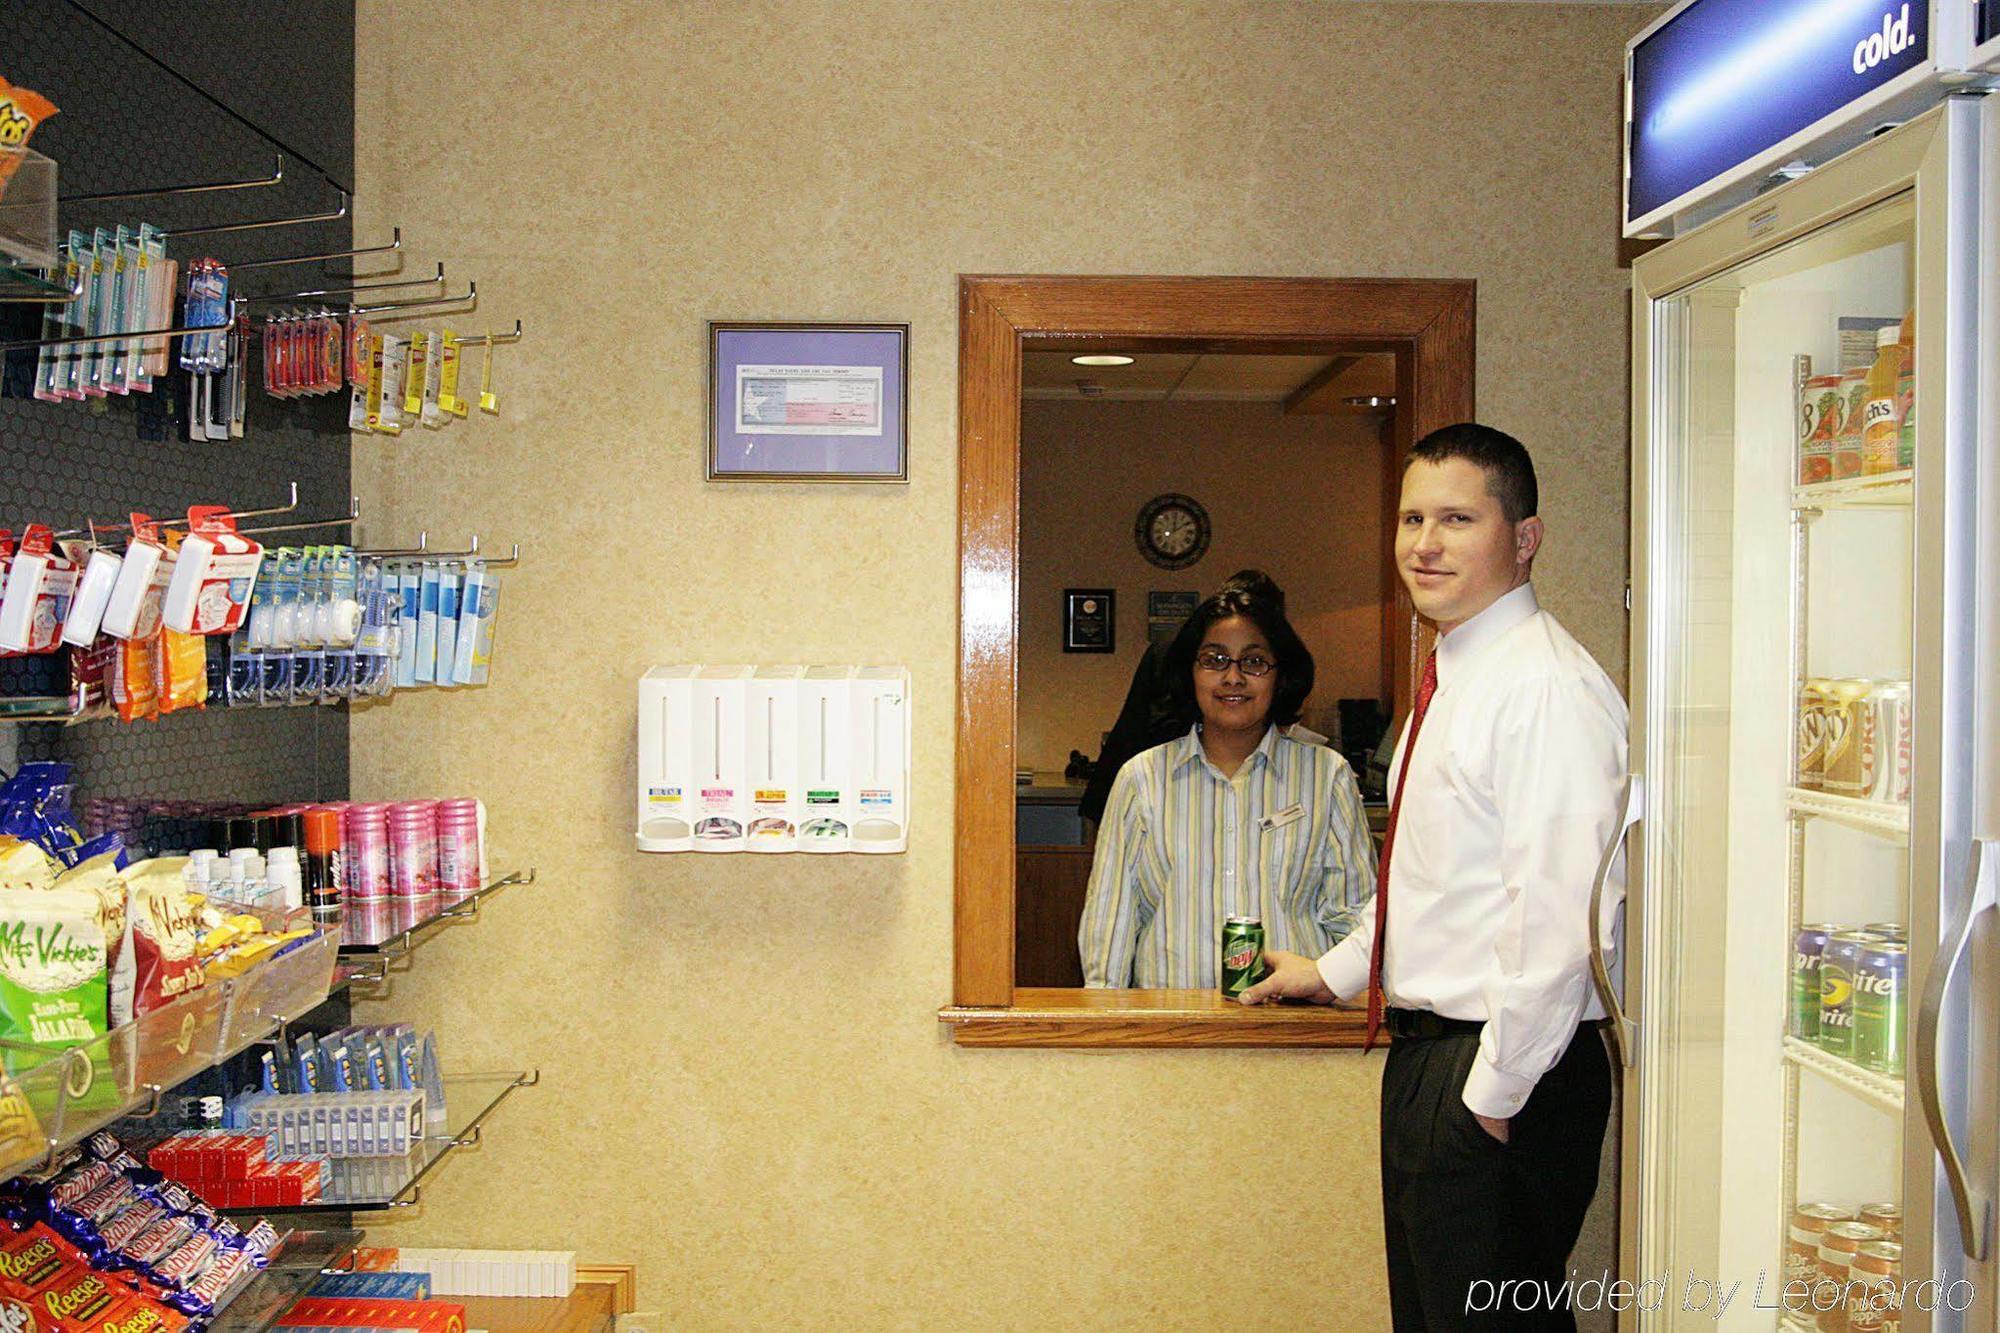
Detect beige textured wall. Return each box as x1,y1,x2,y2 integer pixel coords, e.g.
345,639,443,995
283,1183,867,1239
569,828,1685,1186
352,2,1646,1324
1018,399,1386,773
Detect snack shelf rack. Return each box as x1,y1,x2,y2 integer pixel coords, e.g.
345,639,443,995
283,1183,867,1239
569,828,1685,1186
223,1071,536,1216
1783,787,1910,842
0,927,337,1190
338,870,536,970
208,1226,362,1332
1779,1036,1905,1117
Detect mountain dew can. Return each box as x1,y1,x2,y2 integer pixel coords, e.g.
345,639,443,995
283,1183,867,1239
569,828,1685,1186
1221,916,1266,997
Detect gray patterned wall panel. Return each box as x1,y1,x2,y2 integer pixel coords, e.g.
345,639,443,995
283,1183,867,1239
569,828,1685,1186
1,0,354,804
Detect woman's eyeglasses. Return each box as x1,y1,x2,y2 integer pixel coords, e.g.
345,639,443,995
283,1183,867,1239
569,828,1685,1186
1195,649,1276,677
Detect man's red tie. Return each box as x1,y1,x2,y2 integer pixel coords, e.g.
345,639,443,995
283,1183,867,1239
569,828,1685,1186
1365,650,1439,1051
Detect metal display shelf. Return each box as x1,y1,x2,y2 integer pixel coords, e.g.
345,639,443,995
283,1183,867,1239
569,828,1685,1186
1784,787,1910,841
1781,1036,1904,1117
1792,469,1915,511
224,1071,536,1215
0,928,338,1188
209,1226,363,1332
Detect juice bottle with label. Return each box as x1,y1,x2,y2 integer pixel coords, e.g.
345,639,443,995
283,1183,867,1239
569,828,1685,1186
1861,324,1904,475
1895,311,1915,471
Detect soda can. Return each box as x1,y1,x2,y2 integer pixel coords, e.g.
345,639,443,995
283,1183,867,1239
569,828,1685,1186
1861,922,1906,942
1834,369,1869,480
1846,1240,1902,1332
1220,915,1266,998
1820,931,1887,1058
1816,1222,1885,1331
1853,941,1907,1074
1798,680,1835,789
1858,1203,1902,1244
1822,680,1877,796
1786,1204,1854,1308
1867,679,1912,805
1799,374,1841,485
1792,924,1841,1041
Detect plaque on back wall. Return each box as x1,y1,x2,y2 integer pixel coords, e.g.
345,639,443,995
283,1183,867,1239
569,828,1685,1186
1063,589,1114,654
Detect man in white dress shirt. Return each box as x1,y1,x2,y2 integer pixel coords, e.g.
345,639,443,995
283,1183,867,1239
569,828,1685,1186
1242,423,1627,1330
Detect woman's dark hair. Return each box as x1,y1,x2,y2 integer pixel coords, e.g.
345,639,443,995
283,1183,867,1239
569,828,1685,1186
1164,589,1315,730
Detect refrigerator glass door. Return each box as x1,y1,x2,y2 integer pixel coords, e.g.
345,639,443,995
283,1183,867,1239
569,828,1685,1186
1630,99,1987,1331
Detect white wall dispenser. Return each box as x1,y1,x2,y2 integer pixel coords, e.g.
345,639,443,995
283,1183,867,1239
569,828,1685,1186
850,665,910,854
636,666,697,852
692,665,752,852
797,666,854,854
747,665,804,852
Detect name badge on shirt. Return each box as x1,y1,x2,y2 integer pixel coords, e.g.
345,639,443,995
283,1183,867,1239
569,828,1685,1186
1260,804,1305,832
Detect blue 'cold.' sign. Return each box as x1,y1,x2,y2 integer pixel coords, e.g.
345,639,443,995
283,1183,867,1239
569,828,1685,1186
1628,0,1931,228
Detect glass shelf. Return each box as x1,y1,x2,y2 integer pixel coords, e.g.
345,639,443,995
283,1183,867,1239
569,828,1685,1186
209,1227,362,1332
0,929,338,1188
1792,469,1915,512
1780,1036,1904,1116
1785,787,1909,841
0,263,76,303
338,870,535,957
224,1071,535,1214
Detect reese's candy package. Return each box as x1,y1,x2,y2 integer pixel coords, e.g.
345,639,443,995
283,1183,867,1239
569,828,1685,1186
120,863,202,1015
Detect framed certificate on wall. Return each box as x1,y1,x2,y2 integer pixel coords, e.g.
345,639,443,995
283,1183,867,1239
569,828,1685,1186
707,322,910,482
1064,589,1114,654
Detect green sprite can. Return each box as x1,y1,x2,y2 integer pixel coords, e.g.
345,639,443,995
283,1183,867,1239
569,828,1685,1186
1852,941,1907,1074
1820,931,1887,1059
1221,915,1266,998
1792,924,1840,1042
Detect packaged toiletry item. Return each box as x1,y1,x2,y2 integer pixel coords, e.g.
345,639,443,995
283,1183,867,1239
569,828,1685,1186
104,225,133,395
449,562,499,686
62,543,123,647
747,667,803,852
437,330,466,418
431,565,460,687
413,564,439,684
403,335,428,418
162,507,262,636
0,525,77,655
392,561,421,688
850,667,911,853
122,859,204,1014
798,666,855,852
83,228,112,395
100,516,169,641
692,666,752,851
420,331,447,428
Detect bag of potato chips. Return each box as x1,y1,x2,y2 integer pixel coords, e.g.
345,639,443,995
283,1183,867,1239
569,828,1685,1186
0,887,106,1047
122,860,203,1013
54,853,133,1027
0,77,57,192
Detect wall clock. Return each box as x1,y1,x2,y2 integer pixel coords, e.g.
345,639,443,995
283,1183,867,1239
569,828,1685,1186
1135,493,1210,570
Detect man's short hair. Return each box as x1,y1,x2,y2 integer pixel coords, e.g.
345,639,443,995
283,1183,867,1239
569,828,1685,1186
1406,423,1538,524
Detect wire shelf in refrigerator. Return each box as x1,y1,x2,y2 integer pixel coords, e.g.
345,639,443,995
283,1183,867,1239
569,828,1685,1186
1785,788,1910,841
1792,470,1914,512
1781,1037,1904,1116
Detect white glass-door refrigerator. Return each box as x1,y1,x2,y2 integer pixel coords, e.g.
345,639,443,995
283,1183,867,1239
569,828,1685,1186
1620,93,1997,1331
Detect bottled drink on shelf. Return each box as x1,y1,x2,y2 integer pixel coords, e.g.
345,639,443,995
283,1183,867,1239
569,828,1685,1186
1799,374,1842,485
1834,368,1869,479
1861,325,1905,475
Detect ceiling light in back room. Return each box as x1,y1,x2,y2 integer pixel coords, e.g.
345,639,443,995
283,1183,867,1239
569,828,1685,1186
1344,395,1396,409
1071,354,1135,367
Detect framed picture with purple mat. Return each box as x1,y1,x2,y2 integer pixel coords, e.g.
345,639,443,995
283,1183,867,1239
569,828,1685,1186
706,322,910,482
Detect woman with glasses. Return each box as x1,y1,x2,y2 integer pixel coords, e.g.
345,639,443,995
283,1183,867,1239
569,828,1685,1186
1078,588,1376,987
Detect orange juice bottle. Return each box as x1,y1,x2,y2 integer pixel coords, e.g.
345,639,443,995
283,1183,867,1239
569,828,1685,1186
1861,324,1904,475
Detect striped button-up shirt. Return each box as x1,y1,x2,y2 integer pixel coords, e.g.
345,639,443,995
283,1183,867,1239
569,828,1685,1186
1078,726,1375,988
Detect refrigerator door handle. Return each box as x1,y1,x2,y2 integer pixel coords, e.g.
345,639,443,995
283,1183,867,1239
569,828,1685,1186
1917,835,1997,1263
1588,773,1642,1069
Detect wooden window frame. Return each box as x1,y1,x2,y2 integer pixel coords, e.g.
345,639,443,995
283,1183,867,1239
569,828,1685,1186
939,274,1475,1048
